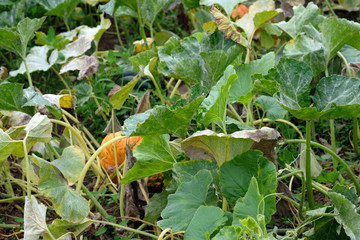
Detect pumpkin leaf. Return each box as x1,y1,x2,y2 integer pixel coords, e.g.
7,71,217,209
157,169,213,231
328,192,360,240
43,219,92,240
122,96,204,138
0,82,34,115
51,146,85,185
60,55,100,80
144,190,170,223
254,96,287,120
24,196,49,240
184,206,227,240
213,225,243,240
37,157,89,223
121,134,175,184
181,127,279,166
25,113,52,144
0,129,16,164
220,150,277,223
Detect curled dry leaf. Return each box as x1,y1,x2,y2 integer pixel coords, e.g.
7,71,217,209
107,84,121,99
0,66,8,80
135,90,151,114
181,127,281,166
210,6,249,48
60,55,99,80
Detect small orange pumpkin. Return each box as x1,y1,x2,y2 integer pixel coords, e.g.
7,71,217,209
231,4,249,20
99,132,143,174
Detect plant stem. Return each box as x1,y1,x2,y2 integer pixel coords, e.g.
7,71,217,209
81,184,114,220
76,135,126,192
353,118,360,155
23,58,33,87
324,0,337,17
277,170,304,181
23,138,31,198
114,16,125,49
51,67,71,90
330,119,337,168
0,223,22,229
119,183,125,218
170,80,181,99
284,139,360,195
305,120,315,209
228,104,244,123
91,220,158,239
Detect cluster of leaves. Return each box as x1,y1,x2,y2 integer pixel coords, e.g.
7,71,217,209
1,0,360,240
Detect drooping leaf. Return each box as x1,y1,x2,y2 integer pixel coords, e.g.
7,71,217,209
219,150,277,222
157,169,213,231
328,192,360,240
201,0,245,16
59,55,99,80
184,206,227,240
340,45,360,63
24,196,49,240
121,135,176,184
254,96,287,120
181,127,279,166
275,3,324,39
129,50,157,72
57,35,94,63
0,82,33,115
121,96,204,138
37,158,89,223
330,184,358,205
298,143,322,177
51,146,85,185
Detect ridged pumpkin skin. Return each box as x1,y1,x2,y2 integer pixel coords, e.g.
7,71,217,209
99,132,142,174
231,4,249,19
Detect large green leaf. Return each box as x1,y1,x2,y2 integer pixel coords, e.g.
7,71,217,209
137,0,175,27
200,0,244,16
181,127,279,166
37,0,65,10
0,29,22,56
233,178,265,227
144,190,170,223
328,192,360,240
231,52,275,103
158,31,242,89
184,206,227,240
283,35,326,77
173,159,218,184
219,150,277,223
275,3,324,39
121,135,176,184
157,169,213,231
200,65,237,128
319,17,360,62
313,75,360,119
340,45,360,63
0,82,33,115
121,96,204,138
51,146,85,185
37,158,89,223
46,0,80,20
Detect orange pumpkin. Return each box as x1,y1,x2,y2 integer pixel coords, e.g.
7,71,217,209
99,132,143,174
231,4,249,20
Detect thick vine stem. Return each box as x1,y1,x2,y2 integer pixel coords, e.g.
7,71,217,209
305,121,315,209
283,139,360,195
76,135,126,192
